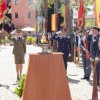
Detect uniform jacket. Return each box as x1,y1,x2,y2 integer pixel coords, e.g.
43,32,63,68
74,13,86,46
80,34,92,55
51,33,71,55
8,34,26,55
96,34,100,58
90,34,99,59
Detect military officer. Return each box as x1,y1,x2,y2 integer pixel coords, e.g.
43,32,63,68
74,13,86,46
90,27,99,60
90,26,100,85
96,31,100,85
8,29,26,81
51,27,71,71
80,29,92,81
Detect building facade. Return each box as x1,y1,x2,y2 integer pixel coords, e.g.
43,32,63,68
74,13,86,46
11,0,36,28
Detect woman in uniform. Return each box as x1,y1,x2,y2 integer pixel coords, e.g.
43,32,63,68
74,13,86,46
8,29,26,80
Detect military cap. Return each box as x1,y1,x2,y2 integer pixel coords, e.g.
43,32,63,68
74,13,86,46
93,26,100,32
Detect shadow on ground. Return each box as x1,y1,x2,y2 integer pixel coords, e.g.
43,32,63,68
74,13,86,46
68,77,80,84
0,83,18,95
0,84,10,89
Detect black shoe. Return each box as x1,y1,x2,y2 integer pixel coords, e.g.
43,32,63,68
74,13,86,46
86,77,90,81
81,77,87,80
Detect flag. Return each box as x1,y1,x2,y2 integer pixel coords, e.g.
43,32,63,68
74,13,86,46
77,0,85,27
34,24,36,34
64,4,67,28
51,14,57,31
0,0,7,24
37,22,40,32
95,0,100,27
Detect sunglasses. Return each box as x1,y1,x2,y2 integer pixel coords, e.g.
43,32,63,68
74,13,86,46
61,28,66,31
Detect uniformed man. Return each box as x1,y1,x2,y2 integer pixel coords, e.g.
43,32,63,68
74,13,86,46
95,29,100,85
80,29,92,81
51,27,71,71
90,26,100,85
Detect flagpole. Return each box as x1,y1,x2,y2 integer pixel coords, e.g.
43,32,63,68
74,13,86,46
90,61,100,100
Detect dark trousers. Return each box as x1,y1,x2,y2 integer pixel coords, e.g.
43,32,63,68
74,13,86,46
96,61,100,84
63,54,69,70
82,54,91,78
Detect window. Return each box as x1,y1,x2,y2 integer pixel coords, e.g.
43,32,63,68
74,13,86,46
27,12,31,19
15,12,18,18
27,0,31,5
15,0,18,5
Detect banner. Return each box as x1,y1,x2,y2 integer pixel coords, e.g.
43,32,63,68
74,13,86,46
77,0,85,27
51,14,57,31
34,24,36,34
0,0,7,24
64,5,67,28
37,22,40,32
95,0,100,27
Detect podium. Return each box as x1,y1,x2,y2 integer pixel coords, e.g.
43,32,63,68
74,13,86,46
22,53,72,100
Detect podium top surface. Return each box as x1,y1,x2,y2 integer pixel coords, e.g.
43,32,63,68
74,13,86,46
28,52,64,56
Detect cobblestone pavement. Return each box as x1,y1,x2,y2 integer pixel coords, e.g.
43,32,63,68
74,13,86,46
0,45,100,100
68,62,100,100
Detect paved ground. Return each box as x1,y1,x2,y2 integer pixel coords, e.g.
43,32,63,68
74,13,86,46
0,45,100,100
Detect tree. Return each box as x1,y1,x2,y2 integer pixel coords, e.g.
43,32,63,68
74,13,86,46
30,0,55,34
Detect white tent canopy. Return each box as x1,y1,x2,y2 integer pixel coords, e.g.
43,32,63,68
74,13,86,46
21,27,34,32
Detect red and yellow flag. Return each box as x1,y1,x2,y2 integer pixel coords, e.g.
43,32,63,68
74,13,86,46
95,0,100,27
33,24,36,34
51,14,57,31
77,0,85,27
37,22,40,32
0,0,7,24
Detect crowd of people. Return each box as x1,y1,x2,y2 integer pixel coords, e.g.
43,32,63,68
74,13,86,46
49,26,100,86
0,26,100,86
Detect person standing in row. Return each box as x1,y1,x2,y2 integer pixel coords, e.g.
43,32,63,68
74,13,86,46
80,29,92,81
8,29,26,81
90,27,100,85
51,27,71,72
95,28,100,85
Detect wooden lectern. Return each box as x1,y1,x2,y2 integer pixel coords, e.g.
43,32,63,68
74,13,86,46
90,61,100,100
22,53,72,100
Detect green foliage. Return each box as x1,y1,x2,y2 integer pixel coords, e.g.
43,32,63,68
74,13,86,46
26,36,36,44
30,0,54,15
14,74,26,98
1,37,8,44
85,19,95,27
